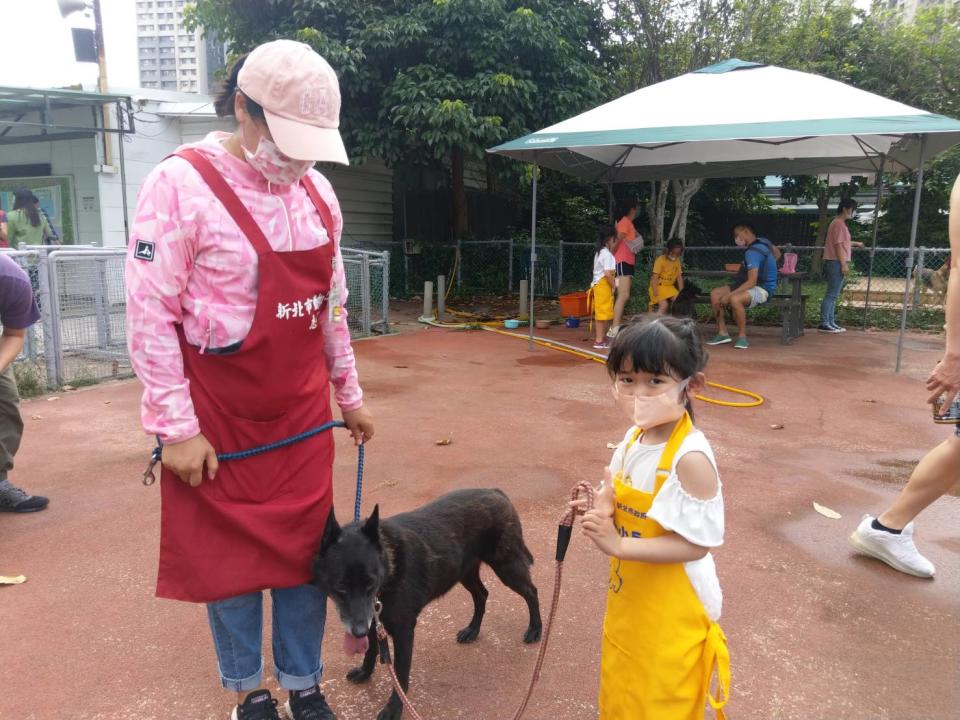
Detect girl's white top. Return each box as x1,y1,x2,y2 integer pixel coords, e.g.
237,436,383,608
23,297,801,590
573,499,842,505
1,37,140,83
609,427,724,620
592,247,616,286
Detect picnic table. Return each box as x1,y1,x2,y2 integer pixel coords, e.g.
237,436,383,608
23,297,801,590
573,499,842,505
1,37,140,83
684,270,808,344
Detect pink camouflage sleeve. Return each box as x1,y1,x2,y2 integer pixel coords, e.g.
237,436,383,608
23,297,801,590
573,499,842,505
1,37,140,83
316,177,364,413
126,162,202,443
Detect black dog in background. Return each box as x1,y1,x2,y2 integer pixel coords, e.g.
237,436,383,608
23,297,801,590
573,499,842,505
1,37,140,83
312,489,542,720
670,279,703,319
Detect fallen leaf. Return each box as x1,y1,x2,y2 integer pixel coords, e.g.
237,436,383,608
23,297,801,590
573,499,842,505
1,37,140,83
0,575,26,585
376,480,399,490
813,502,842,520
606,442,619,449
104,401,111,405
770,423,784,430
30,415,42,420
62,385,76,391
47,397,60,402
863,399,877,404
394,365,408,369
435,438,452,446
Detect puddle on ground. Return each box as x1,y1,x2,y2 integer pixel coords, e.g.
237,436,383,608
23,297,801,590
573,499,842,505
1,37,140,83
850,458,960,497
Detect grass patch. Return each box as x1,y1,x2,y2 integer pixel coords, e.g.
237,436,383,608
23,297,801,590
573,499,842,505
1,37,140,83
13,362,47,398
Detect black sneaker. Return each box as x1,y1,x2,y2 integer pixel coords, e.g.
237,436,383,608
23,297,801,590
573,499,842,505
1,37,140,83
231,690,281,720
0,483,49,513
285,686,337,720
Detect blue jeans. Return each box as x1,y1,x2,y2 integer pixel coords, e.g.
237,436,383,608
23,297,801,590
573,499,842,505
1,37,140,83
206,584,328,692
820,260,844,327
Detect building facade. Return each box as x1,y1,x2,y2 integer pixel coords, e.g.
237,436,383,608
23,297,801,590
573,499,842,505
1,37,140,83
135,0,224,94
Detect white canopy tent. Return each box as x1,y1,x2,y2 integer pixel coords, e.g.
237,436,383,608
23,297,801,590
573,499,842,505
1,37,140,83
488,60,960,369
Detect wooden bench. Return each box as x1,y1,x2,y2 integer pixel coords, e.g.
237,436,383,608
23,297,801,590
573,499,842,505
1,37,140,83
691,292,808,344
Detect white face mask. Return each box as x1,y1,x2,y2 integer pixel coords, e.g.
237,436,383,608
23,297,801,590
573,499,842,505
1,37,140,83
612,377,690,429
243,137,314,185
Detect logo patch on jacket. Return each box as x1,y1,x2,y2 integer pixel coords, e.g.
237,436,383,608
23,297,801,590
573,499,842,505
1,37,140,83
134,240,155,262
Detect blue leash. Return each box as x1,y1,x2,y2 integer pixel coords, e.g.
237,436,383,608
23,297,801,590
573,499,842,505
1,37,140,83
142,420,366,523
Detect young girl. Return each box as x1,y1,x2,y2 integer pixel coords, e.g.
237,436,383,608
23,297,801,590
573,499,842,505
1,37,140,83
578,316,729,719
589,225,618,349
649,238,685,314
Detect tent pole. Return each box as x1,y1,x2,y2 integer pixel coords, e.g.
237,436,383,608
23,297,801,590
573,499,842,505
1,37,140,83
529,164,538,350
895,135,926,373
608,182,614,223
862,154,885,329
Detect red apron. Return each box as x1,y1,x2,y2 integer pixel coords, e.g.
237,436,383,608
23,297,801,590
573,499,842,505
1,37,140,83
157,148,337,603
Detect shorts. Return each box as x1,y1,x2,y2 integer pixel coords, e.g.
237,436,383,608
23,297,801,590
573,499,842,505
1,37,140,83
728,284,769,308
615,262,635,277
589,280,614,321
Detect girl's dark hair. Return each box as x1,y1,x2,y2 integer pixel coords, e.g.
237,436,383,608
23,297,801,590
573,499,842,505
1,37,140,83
606,315,708,419
665,238,684,253
837,198,858,215
617,198,639,220
214,53,266,122
13,189,40,227
595,223,616,253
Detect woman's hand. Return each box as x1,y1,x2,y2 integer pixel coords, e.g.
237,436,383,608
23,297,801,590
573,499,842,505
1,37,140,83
162,433,218,487
342,405,375,445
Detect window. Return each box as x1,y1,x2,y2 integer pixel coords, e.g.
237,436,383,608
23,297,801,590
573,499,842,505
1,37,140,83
161,81,177,89
160,58,175,66
158,24,174,30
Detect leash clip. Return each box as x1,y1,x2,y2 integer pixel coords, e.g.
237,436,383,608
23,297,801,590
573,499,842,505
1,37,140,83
373,600,391,663
142,446,162,486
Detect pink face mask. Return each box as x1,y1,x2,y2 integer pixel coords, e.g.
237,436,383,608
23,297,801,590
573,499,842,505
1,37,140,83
244,137,314,185
612,378,690,429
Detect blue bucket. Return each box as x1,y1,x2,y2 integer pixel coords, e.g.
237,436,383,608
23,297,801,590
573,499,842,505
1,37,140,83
565,317,580,329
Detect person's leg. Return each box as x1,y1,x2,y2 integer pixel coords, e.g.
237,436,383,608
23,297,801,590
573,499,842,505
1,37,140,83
879,435,960,529
656,300,668,314
595,320,609,345
206,591,268,708
272,584,336,719
611,271,632,333
823,260,844,329
848,434,960,578
710,286,731,337
729,291,749,339
0,366,45,513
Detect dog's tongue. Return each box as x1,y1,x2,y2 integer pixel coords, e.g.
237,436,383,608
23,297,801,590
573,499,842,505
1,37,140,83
344,631,369,656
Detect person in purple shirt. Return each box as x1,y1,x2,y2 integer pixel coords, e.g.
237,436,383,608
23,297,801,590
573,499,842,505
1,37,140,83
0,253,47,512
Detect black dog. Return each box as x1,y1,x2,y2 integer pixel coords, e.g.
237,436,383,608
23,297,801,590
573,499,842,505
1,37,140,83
312,488,542,720
671,279,703,319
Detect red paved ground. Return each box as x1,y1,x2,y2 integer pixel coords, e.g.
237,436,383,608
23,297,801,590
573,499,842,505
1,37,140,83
3,321,958,720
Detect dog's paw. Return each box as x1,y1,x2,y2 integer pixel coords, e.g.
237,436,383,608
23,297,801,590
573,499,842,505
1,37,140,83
376,703,404,720
346,666,373,684
456,626,480,644
523,625,542,644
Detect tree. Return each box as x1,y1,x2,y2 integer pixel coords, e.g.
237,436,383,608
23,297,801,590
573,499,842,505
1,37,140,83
187,0,610,239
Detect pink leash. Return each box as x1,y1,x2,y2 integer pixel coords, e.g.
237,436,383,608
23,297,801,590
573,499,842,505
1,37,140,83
374,481,596,720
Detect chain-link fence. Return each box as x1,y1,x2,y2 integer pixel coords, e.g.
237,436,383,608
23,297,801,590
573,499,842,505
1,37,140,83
6,244,391,393
378,238,946,332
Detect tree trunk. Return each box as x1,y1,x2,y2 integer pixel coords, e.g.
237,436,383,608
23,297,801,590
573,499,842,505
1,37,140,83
668,178,704,241
812,189,830,274
648,180,670,248
451,147,467,239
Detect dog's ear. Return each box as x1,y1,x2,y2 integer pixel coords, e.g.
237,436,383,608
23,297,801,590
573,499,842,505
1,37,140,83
319,507,341,554
362,504,380,544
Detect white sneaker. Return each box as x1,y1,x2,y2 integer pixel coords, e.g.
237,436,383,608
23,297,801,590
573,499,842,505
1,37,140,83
848,515,935,578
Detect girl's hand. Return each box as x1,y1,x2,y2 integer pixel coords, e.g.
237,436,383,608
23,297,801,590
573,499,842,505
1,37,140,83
581,508,622,557
567,469,615,516
342,405,375,445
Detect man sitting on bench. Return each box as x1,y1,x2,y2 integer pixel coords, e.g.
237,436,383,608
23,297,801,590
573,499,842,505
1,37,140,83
707,223,780,350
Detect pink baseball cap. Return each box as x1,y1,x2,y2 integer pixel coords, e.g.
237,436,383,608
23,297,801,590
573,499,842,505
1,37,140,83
238,39,349,165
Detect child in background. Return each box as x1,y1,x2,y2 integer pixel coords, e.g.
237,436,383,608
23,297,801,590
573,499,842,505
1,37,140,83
649,239,685,314
575,316,730,719
590,224,618,349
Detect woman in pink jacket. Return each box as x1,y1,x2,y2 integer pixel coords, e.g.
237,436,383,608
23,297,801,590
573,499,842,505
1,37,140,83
126,40,373,720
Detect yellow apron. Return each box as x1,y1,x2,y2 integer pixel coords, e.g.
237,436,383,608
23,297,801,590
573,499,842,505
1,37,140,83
599,414,730,720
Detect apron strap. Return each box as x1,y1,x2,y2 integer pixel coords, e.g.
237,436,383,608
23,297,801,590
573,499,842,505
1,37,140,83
704,621,730,719
300,174,337,254
654,412,692,495
173,149,273,256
